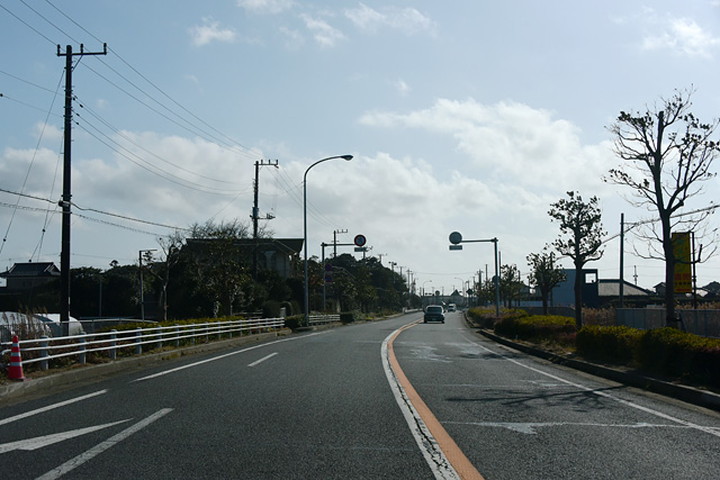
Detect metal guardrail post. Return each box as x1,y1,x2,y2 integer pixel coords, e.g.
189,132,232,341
79,337,87,365
136,330,143,355
109,329,117,360
40,335,49,371
174,325,180,347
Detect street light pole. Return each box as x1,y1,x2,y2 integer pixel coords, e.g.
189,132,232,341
304,154,353,326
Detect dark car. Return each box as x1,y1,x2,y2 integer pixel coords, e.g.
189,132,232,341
423,305,445,323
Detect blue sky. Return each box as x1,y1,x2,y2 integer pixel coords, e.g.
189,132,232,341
1,1,719,295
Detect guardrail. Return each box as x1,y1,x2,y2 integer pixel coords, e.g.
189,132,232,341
308,314,340,326
1,317,285,373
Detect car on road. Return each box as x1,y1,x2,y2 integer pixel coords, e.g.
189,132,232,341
447,304,456,312
423,305,445,323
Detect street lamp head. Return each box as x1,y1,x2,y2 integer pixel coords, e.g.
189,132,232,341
340,155,353,161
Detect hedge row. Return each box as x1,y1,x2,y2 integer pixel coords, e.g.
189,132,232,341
494,314,576,341
577,326,720,387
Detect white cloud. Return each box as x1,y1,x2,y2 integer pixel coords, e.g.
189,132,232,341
300,14,346,48
359,98,614,194
642,17,720,57
237,0,294,15
279,26,305,49
188,18,237,47
345,3,435,35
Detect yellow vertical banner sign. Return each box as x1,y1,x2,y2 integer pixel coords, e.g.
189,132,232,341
672,232,692,293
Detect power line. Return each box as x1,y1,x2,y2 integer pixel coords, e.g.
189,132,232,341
0,69,57,93
71,202,190,231
73,120,244,195
0,3,56,45
74,96,239,186
19,0,77,44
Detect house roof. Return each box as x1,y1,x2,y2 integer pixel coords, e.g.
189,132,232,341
0,262,61,278
598,279,652,297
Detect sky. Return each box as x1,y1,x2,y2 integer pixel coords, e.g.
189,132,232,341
1,1,719,297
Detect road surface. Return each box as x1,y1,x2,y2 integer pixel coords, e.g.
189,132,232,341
1,311,719,479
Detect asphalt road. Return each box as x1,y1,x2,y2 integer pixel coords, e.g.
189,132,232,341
1,311,719,479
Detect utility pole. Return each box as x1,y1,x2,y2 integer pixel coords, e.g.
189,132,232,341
251,159,279,239
619,213,625,308
251,159,278,277
333,229,348,257
57,43,107,336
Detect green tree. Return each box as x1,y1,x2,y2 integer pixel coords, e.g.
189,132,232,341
527,249,566,315
607,88,719,326
187,219,252,317
548,191,605,329
499,264,523,307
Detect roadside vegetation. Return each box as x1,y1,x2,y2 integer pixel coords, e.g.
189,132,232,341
466,306,720,391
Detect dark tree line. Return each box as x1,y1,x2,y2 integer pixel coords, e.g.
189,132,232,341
1,223,413,320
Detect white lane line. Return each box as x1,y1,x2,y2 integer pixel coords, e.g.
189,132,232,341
442,421,703,435
248,352,277,367
0,420,130,454
132,331,326,382
35,408,173,480
0,390,108,427
475,341,720,439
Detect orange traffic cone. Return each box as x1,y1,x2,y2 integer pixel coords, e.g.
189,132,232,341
8,335,25,381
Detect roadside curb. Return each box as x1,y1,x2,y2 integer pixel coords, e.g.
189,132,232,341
476,328,720,412
0,331,283,405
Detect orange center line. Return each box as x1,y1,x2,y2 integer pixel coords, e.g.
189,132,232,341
387,323,485,480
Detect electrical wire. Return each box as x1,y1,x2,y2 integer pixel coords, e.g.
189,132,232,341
0,69,64,257
74,96,239,186
19,0,77,45
73,120,244,195
0,3,56,46
42,0,259,157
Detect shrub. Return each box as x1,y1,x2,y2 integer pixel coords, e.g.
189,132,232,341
582,308,616,326
576,325,643,365
284,315,304,330
637,328,720,385
467,307,528,328
340,311,360,324
495,315,575,341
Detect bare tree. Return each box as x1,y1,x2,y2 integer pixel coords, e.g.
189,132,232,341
527,249,566,315
143,230,185,322
607,88,719,326
548,191,605,329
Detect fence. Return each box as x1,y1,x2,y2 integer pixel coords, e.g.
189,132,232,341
308,314,340,326
616,309,720,338
1,317,286,373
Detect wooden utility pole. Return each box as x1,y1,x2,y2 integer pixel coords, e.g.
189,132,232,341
251,159,278,238
251,159,278,277
57,43,107,335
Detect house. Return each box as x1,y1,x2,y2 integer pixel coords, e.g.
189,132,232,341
184,238,303,279
598,279,653,298
0,262,60,292
550,268,600,308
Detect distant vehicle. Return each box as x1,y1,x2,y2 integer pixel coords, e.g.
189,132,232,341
423,305,445,323
447,304,457,312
